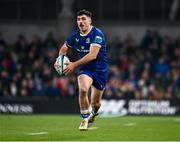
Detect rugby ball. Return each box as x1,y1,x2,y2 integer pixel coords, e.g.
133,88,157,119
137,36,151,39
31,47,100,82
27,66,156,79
55,55,70,76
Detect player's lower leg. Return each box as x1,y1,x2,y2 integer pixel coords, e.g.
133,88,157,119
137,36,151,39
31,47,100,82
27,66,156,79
79,110,89,131
78,87,90,131
77,75,93,130
88,103,101,126
88,86,104,127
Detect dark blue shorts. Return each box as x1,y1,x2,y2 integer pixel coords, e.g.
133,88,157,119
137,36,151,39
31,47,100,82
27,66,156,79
78,70,108,91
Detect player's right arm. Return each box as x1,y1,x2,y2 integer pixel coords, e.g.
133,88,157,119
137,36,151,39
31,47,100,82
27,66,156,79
58,29,76,55
54,31,75,70
58,42,68,55
54,42,68,70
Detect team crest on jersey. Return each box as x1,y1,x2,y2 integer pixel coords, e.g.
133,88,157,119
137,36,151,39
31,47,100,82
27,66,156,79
95,36,102,44
86,38,90,44
75,38,79,42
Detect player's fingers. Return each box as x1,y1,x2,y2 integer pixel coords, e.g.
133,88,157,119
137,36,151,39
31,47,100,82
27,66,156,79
54,61,58,67
63,67,68,74
54,64,57,69
54,63,56,69
54,63,58,69
64,62,70,65
64,72,68,76
63,71,68,76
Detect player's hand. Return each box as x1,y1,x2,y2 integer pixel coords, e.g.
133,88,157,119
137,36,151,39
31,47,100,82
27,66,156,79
54,55,63,72
63,62,75,75
54,59,58,71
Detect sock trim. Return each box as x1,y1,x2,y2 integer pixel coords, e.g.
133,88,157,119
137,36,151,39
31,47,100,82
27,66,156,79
80,110,89,114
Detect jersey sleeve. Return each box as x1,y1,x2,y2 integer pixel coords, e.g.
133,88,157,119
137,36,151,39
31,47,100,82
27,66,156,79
91,33,103,48
66,31,76,48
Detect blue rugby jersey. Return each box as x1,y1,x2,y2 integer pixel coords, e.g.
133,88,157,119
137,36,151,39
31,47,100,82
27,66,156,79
66,26,108,72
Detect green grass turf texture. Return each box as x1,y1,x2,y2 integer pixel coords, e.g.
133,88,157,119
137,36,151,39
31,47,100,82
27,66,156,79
0,115,180,141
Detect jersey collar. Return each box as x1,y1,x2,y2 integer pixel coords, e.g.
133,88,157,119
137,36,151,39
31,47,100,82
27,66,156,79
80,26,93,37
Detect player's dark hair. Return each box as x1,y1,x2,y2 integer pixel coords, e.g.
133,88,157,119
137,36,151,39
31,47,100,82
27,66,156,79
77,9,92,18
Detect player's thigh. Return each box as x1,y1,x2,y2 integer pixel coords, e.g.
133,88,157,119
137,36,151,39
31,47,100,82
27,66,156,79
78,74,93,91
91,86,104,103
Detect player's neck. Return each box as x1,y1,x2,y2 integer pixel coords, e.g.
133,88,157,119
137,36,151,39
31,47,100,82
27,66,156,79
80,25,93,36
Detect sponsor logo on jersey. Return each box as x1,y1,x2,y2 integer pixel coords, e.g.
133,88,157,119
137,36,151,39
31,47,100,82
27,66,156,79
77,49,89,52
75,38,79,42
76,46,89,52
95,36,102,44
86,38,90,44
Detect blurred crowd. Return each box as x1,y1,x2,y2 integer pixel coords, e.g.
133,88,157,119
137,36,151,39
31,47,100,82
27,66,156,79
0,30,179,100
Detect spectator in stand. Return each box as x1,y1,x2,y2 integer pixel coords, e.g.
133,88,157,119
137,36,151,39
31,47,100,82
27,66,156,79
0,30,179,100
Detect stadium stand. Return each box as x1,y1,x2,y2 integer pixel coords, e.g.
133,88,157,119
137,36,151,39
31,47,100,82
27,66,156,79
0,0,179,101
0,30,179,100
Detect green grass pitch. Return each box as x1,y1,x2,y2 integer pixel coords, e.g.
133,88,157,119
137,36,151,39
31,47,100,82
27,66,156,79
0,115,180,141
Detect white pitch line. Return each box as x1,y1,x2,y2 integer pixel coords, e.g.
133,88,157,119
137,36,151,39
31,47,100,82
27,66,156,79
0,140,180,142
26,132,48,135
123,123,137,126
174,118,180,122
88,127,99,130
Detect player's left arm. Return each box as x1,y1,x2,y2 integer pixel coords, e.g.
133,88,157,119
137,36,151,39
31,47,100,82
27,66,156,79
63,45,100,74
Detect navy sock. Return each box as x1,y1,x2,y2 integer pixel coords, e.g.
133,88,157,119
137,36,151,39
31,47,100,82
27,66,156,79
81,113,90,119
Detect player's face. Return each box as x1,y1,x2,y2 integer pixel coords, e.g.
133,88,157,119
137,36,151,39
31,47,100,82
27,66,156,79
77,15,91,34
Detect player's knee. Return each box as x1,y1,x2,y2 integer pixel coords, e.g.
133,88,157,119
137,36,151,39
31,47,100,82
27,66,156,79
79,87,88,96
